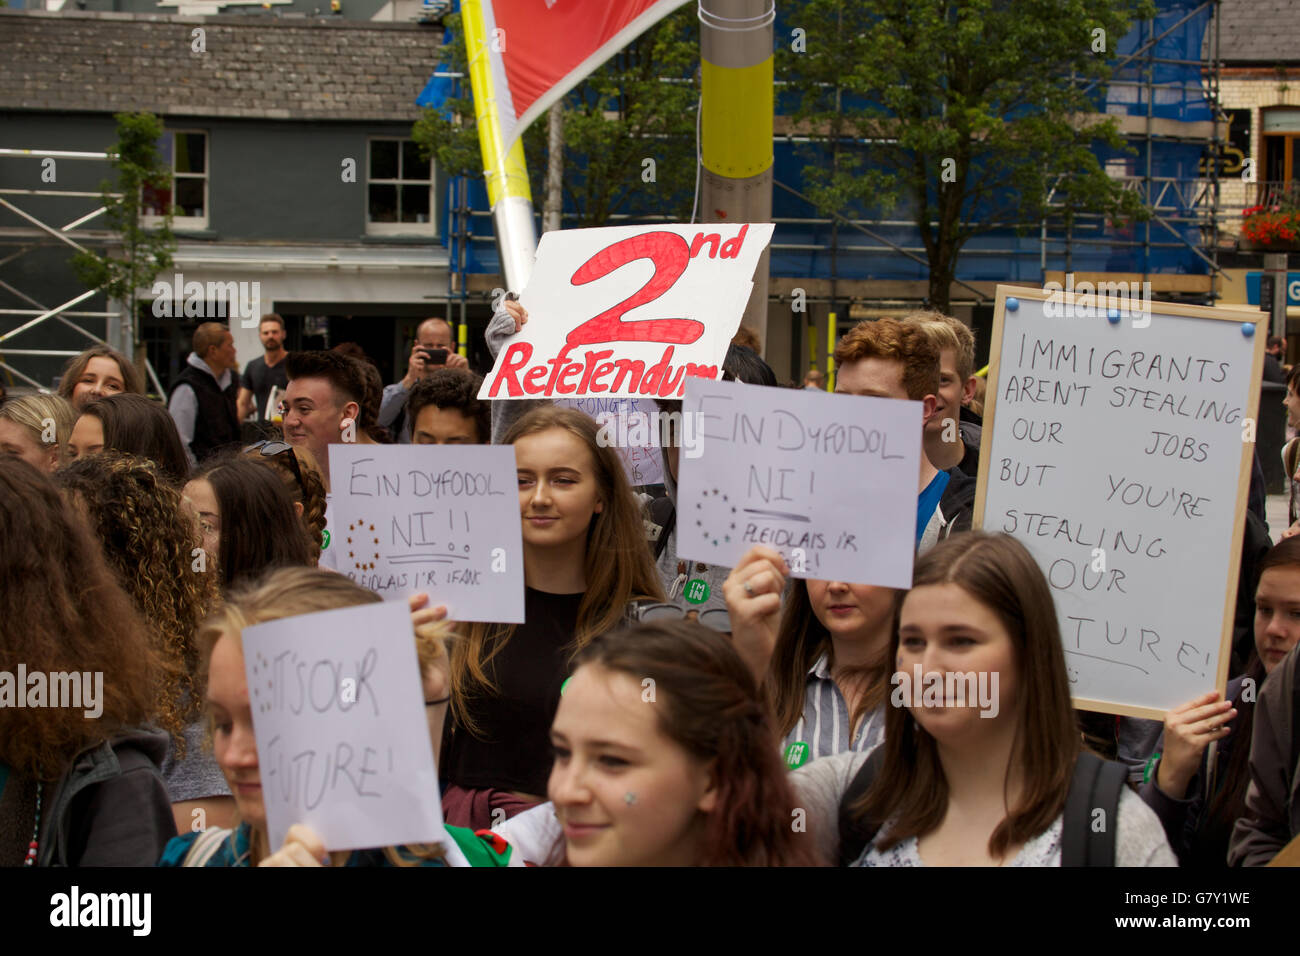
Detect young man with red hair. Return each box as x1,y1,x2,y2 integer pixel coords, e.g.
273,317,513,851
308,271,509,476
833,318,975,552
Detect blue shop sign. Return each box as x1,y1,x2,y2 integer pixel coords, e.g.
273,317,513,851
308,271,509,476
1246,272,1300,307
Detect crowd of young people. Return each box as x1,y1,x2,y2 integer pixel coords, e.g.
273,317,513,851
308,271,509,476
0,314,1297,870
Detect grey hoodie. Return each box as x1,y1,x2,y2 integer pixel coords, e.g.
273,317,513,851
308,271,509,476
38,727,177,867
1229,646,1300,865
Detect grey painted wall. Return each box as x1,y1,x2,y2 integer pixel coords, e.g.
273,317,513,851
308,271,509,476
1,110,444,391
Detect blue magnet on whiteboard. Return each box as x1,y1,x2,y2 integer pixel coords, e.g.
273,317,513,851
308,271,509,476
1006,297,1019,312
1107,309,1121,324
1242,323,1255,337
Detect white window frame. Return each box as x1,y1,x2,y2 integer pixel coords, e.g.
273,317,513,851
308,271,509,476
366,137,437,237
142,129,210,231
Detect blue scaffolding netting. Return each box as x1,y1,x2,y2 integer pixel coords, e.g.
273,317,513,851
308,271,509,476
440,0,1215,294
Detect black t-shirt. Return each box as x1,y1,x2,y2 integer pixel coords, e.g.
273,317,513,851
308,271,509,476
442,587,584,796
241,354,289,422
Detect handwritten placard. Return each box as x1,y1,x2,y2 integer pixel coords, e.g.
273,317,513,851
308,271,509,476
243,600,444,854
480,223,774,401
976,285,1264,718
556,395,666,488
677,378,921,587
328,444,525,623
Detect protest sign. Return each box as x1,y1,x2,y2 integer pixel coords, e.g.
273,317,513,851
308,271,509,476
556,395,666,487
480,223,774,401
328,444,524,623
242,599,444,854
976,285,1265,718
677,378,921,587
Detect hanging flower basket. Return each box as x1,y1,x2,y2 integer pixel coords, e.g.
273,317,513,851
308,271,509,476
1240,205,1300,252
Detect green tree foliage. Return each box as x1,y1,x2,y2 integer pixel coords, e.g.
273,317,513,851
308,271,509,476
71,112,176,356
778,0,1156,310
413,8,699,228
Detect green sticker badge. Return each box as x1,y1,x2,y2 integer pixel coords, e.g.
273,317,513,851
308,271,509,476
321,529,331,550
783,741,810,770
683,579,710,604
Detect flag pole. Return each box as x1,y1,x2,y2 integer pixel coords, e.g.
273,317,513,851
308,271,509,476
461,0,538,292
699,0,774,350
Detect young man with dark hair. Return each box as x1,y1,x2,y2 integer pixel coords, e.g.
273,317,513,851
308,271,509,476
168,321,240,467
832,317,974,551
282,350,376,492
406,367,490,445
237,313,289,426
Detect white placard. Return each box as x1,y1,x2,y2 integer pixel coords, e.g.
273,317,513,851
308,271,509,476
677,378,922,588
243,600,444,854
480,223,774,400
328,444,525,623
976,285,1263,718
556,395,666,487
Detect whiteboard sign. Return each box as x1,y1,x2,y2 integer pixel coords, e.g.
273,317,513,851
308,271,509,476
480,223,773,401
975,285,1264,718
678,378,921,587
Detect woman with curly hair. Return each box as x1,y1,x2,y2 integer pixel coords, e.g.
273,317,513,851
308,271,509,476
0,457,176,865
243,440,328,561
56,451,232,833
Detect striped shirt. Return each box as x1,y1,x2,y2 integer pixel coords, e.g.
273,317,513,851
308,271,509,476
782,653,886,767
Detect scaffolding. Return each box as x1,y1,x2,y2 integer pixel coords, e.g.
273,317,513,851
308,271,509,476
0,146,165,395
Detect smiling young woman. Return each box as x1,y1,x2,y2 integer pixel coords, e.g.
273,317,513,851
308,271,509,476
724,545,898,766
441,407,663,831
546,619,817,867
790,532,1176,867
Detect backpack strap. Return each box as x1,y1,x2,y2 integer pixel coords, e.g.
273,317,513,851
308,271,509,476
1061,751,1127,866
650,497,675,561
836,747,888,867
182,826,234,868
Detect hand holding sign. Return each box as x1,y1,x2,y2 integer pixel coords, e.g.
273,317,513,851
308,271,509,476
678,378,921,588
243,599,444,854
976,285,1264,717
480,223,774,401
329,444,525,622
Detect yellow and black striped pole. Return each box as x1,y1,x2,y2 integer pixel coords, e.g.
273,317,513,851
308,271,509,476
462,0,537,291
699,0,774,349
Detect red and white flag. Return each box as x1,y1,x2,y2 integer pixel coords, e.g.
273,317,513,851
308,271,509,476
480,0,692,152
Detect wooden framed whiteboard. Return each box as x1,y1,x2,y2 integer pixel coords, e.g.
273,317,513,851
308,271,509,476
974,284,1266,719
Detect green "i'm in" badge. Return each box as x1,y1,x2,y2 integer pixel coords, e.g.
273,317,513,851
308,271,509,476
684,579,710,604
783,741,810,770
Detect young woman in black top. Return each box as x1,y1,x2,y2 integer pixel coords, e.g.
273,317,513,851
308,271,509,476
441,406,662,830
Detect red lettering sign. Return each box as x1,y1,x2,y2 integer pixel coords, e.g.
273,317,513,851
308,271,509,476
565,232,704,348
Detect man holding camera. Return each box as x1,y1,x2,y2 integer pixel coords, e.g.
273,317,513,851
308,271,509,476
378,317,469,443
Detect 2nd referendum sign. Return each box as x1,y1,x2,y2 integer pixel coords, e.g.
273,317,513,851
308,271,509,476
481,223,774,401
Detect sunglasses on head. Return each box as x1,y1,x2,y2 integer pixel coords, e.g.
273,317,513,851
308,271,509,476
632,601,731,633
244,439,306,498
